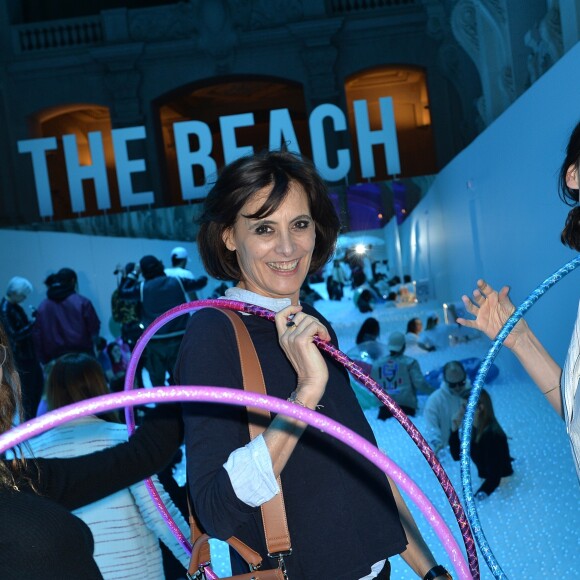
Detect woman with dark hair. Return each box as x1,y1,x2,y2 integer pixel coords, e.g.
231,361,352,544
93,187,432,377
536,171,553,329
0,320,183,578
32,267,101,365
356,317,380,345
176,150,450,579
449,389,513,498
27,353,190,579
406,317,436,352
348,317,386,371
458,120,580,482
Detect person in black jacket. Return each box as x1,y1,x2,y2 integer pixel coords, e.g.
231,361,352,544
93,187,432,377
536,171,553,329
119,255,207,387
0,318,184,579
0,276,43,420
449,389,514,498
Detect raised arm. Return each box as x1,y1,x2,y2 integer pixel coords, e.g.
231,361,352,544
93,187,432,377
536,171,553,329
263,304,330,475
31,404,184,510
457,279,563,417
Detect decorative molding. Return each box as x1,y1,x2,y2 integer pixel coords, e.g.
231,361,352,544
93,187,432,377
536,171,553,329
420,0,447,40
451,0,515,126
300,44,339,100
288,18,343,101
195,0,240,73
248,0,304,29
129,4,196,41
483,0,506,25
524,2,563,84
92,45,144,125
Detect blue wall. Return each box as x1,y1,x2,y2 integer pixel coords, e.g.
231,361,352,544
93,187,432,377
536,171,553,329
399,41,580,363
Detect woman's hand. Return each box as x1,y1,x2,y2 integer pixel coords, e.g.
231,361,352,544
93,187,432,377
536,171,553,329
275,305,330,407
456,279,528,349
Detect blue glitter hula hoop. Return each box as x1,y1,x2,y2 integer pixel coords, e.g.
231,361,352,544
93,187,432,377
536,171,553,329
461,254,580,579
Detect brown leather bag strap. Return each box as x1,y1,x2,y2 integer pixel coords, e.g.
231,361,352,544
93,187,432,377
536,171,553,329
217,308,292,557
187,491,210,565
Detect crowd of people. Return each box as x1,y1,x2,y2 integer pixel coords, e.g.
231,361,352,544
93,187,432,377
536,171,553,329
1,247,209,415
348,314,514,498
0,117,578,578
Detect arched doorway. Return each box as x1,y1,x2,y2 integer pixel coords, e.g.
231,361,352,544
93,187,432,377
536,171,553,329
154,76,309,206
345,66,437,181
33,104,117,221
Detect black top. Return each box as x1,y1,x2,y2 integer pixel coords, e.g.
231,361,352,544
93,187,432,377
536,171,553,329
0,298,36,361
0,405,183,579
176,305,407,580
449,425,514,495
118,275,206,337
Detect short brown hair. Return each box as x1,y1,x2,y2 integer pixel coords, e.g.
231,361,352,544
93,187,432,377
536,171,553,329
197,150,341,281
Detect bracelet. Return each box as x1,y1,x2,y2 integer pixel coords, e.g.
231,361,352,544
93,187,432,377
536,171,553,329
542,385,560,395
423,564,452,580
287,391,323,410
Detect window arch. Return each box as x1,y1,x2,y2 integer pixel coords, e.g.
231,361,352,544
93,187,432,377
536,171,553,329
153,76,309,206
345,66,437,181
33,104,117,220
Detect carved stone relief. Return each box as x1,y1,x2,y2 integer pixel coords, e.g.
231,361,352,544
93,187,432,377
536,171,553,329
524,2,563,84
451,0,514,126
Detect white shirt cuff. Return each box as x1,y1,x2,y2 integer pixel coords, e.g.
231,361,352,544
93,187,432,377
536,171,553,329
224,434,279,507
358,559,387,579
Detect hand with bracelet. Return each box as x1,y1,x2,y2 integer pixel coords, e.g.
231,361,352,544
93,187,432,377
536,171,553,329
456,279,564,418
275,304,330,411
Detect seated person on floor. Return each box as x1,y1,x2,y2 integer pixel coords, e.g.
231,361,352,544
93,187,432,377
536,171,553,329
406,317,436,352
449,389,514,499
423,361,471,455
371,331,435,419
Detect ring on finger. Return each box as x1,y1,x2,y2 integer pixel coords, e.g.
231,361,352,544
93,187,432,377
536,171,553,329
286,320,296,329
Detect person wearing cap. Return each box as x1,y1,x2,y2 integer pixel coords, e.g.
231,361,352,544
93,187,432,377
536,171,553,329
165,246,208,301
371,331,435,419
423,361,471,455
118,255,207,387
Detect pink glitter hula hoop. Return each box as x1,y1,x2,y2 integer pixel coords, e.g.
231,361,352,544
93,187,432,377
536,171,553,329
0,386,471,577
123,299,479,579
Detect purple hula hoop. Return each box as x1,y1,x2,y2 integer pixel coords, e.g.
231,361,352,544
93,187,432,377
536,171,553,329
0,387,470,579
123,299,479,578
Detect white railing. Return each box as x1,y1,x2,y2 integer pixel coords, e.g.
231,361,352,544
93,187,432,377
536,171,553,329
12,16,103,54
328,0,417,15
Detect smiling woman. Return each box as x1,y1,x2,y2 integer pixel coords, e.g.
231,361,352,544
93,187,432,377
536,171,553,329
222,182,316,303
175,150,452,580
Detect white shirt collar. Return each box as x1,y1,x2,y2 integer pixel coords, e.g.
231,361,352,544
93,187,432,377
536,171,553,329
222,287,292,313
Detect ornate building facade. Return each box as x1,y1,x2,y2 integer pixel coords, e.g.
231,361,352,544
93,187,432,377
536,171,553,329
0,0,577,238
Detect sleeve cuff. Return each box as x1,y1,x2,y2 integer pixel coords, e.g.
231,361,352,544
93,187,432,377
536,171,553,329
224,435,279,507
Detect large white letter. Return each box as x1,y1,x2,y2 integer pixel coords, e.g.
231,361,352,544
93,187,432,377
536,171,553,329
354,97,400,178
219,112,254,165
17,137,58,217
308,103,350,182
269,108,300,154
174,120,217,200
63,132,110,213
112,126,154,207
